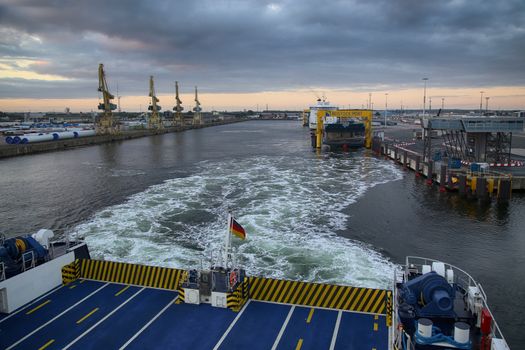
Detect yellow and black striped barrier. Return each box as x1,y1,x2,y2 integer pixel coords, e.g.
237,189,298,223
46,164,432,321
175,286,185,304
79,259,185,290
175,271,187,304
248,277,388,315
61,259,81,285
227,279,249,312
386,291,393,326
62,260,391,317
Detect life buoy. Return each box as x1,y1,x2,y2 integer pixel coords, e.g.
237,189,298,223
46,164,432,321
229,271,237,287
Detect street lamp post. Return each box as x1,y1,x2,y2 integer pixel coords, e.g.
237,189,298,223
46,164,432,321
441,98,444,110
384,93,388,127
485,97,490,112
422,78,429,117
479,91,484,115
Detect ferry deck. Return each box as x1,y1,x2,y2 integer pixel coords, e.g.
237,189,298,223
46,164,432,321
0,279,387,350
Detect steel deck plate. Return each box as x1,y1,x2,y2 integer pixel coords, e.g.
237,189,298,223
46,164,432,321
0,279,388,350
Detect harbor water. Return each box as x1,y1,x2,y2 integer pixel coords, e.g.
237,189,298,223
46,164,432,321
0,120,523,347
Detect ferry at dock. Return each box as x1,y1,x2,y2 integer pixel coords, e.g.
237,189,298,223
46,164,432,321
0,226,510,349
307,97,339,131
306,98,367,150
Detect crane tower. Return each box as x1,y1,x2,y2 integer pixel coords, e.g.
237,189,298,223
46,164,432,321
148,76,163,129
173,81,184,127
193,86,203,126
97,64,118,134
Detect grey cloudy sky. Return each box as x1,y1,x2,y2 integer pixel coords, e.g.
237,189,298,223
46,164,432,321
0,0,524,99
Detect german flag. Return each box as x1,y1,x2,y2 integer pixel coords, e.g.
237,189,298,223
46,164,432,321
230,217,246,240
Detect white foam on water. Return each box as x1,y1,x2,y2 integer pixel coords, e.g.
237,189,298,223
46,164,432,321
71,154,403,289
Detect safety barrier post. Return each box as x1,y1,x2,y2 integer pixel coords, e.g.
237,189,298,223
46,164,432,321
386,291,393,326
61,259,80,285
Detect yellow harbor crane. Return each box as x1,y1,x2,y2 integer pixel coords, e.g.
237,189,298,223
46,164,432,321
173,81,184,127
97,64,118,134
193,86,203,126
148,76,163,129
315,109,373,148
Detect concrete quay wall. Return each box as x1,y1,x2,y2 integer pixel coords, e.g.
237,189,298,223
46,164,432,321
0,120,244,159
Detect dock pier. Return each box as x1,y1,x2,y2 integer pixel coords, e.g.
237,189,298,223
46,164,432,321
0,119,245,159
374,139,521,202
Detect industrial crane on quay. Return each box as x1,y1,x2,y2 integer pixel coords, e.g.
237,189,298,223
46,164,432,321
148,75,163,129
97,64,118,134
193,85,203,126
173,81,184,127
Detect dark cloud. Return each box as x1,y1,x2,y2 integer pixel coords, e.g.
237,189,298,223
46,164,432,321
0,0,524,99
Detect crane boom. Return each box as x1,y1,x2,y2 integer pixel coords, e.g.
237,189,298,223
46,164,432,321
193,86,201,112
193,85,203,126
173,81,184,127
96,63,117,134
147,75,163,129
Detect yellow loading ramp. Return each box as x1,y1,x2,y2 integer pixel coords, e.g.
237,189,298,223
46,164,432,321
316,109,373,149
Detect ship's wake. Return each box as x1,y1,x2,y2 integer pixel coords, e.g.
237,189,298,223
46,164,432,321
72,154,402,289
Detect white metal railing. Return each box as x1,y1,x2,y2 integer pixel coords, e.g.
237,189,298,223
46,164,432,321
48,241,56,260
22,250,35,272
0,261,5,282
404,256,507,344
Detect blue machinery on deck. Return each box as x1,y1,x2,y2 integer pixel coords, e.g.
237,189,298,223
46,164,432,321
394,257,510,350
0,233,50,279
399,271,455,318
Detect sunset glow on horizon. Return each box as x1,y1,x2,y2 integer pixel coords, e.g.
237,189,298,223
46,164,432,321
1,86,524,113
1,1,524,112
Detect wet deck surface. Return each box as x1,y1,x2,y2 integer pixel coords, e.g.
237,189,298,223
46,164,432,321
0,279,387,350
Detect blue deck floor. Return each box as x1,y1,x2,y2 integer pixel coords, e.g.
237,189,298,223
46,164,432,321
0,279,388,350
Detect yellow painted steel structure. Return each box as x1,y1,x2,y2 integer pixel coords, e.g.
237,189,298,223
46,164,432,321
61,259,391,319
248,276,388,315
470,177,477,191
173,81,184,127
80,259,184,290
386,291,393,326
97,63,118,134
148,76,163,130
463,172,511,193
193,86,203,126
61,260,80,284
316,109,373,149
61,259,184,290
176,286,185,304
488,178,495,193
227,279,249,311
302,109,309,127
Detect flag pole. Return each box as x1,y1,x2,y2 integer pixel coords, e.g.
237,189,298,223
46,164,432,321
224,212,232,268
